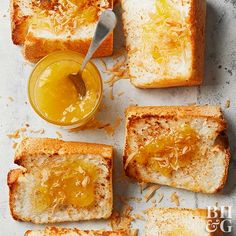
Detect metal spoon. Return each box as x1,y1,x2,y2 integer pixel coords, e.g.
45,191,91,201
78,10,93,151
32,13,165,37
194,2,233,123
68,9,117,99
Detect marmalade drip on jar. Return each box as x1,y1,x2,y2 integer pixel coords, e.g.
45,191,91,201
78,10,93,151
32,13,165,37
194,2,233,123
134,124,200,176
32,158,98,212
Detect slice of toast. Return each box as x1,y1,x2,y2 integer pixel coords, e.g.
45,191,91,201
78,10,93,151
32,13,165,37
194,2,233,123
8,137,113,224
25,227,130,236
121,0,206,88
123,105,230,193
145,208,223,236
11,0,113,62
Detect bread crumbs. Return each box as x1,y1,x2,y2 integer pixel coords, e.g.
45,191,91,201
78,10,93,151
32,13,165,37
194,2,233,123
30,128,45,134
8,96,14,102
171,192,180,206
7,127,27,139
7,130,20,139
118,91,125,97
12,142,18,149
157,193,164,203
56,131,62,139
225,100,230,108
132,213,145,221
139,182,148,193
144,184,161,202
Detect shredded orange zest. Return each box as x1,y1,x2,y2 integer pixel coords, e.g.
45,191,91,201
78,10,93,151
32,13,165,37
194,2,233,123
143,0,190,64
31,0,107,35
133,124,200,177
32,158,98,212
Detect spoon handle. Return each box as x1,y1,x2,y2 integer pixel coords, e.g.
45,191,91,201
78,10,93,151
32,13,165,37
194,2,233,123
80,9,117,72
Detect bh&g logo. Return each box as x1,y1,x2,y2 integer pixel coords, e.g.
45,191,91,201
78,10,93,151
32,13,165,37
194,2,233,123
206,206,232,233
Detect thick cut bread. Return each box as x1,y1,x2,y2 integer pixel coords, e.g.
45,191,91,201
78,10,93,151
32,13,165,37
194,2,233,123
145,208,223,236
11,0,113,62
8,138,113,224
25,227,130,236
123,105,230,193
121,0,206,88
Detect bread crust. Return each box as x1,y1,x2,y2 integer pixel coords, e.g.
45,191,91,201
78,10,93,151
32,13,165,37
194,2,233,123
146,208,224,236
25,227,130,236
23,33,113,63
122,0,206,88
123,105,230,193
15,137,113,165
125,105,226,122
11,0,31,45
8,138,113,223
11,0,114,62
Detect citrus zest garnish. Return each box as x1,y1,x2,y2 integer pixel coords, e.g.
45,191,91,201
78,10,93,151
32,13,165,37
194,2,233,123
134,124,200,177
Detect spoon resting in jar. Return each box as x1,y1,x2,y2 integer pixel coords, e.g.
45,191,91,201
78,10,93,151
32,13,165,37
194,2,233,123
68,9,117,99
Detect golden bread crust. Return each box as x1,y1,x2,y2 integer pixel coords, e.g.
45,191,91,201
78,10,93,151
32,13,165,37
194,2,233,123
25,227,130,235
123,105,230,193
7,169,25,222
15,137,113,166
189,0,206,86
125,105,225,121
23,33,113,63
11,0,30,45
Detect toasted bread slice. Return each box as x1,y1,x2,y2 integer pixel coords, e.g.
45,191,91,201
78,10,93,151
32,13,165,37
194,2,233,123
25,227,130,236
121,0,206,88
11,0,113,62
8,137,113,224
123,105,230,193
145,208,223,236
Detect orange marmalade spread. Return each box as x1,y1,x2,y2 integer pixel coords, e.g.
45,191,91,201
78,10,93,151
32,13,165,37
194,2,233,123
143,0,190,64
134,124,200,176
32,158,98,212
32,0,105,34
29,51,102,126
